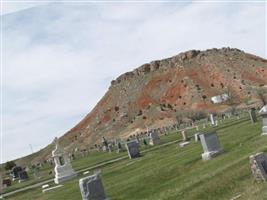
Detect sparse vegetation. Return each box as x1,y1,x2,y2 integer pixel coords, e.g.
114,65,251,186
4,161,16,171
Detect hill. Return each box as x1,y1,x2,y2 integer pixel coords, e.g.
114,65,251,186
62,47,267,149
10,47,267,165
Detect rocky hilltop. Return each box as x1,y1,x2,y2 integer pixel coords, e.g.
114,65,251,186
15,47,267,164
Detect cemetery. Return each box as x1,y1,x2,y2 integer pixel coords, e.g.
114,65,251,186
1,110,267,200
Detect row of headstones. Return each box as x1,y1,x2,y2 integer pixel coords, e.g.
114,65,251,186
48,106,267,198
248,105,267,181
77,130,225,200
100,130,161,154
1,166,29,188
98,109,247,158
77,134,162,200
50,131,160,185
95,109,250,155
249,106,267,135
77,107,267,200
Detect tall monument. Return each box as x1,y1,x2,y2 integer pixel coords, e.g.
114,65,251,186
52,137,77,184
259,105,267,135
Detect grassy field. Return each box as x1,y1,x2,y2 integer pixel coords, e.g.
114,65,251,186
4,115,267,200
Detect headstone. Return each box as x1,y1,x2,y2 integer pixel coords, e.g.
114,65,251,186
194,133,201,142
199,132,223,160
101,137,108,152
210,114,215,126
83,171,90,175
2,178,11,187
202,123,206,129
249,108,257,123
259,106,267,135
181,130,188,141
149,131,160,145
10,166,23,180
33,168,41,179
102,146,107,152
97,146,101,152
179,141,190,147
42,184,49,189
125,140,140,159
133,136,138,144
249,152,267,181
179,130,190,147
108,144,113,153
18,170,28,182
79,172,109,200
215,120,218,126
117,142,123,153
52,137,76,184
42,185,64,193
143,139,148,146
196,126,199,131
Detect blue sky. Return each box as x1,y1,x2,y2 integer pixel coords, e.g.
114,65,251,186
1,1,266,163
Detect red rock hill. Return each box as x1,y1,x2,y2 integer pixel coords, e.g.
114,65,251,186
14,47,267,164
61,47,267,150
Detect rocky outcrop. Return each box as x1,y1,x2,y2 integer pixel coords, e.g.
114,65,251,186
29,47,267,163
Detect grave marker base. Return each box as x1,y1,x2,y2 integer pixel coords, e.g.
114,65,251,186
201,149,223,160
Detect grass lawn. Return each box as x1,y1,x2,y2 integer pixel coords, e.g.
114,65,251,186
5,115,267,200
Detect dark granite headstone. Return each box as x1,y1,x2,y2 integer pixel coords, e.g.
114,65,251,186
2,178,11,187
18,170,28,182
199,132,223,160
11,166,23,180
249,108,257,123
125,140,140,159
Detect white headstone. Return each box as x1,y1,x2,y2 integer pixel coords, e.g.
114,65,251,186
52,138,76,184
179,141,190,147
42,184,49,189
260,106,267,113
181,130,188,141
259,106,267,135
210,114,215,125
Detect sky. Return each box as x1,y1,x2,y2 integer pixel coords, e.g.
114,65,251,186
1,1,266,163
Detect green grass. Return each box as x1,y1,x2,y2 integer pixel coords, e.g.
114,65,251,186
1,124,184,194
5,115,267,200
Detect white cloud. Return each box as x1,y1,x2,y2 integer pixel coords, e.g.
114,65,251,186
1,2,47,15
2,1,266,162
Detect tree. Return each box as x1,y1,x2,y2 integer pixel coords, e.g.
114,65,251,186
224,86,239,114
4,161,16,171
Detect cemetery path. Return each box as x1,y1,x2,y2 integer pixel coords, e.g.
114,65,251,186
1,138,181,198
